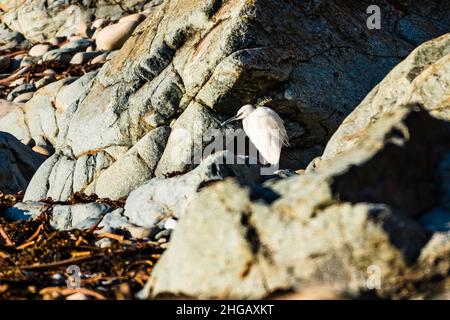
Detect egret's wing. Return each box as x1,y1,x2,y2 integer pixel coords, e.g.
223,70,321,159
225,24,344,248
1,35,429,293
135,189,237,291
266,109,290,147
244,108,289,165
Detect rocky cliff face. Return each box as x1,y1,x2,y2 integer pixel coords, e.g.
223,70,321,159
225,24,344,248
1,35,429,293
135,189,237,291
0,0,449,300
4,0,448,202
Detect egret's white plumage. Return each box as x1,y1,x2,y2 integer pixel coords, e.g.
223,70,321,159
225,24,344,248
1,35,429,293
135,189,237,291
221,104,289,165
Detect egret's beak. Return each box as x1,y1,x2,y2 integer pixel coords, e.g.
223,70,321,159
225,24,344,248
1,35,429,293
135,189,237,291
221,115,241,127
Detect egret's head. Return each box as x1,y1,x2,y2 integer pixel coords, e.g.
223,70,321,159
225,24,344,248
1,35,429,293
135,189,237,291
221,104,255,127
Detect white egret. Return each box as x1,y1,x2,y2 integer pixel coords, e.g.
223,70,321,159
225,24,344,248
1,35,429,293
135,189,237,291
221,103,289,166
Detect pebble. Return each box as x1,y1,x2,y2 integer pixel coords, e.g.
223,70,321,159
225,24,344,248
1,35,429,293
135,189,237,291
47,36,66,46
29,44,53,57
32,145,53,157
90,52,109,64
35,75,55,89
119,13,147,24
95,238,112,248
95,21,140,51
20,55,40,67
154,229,171,241
43,48,74,63
13,92,34,103
7,83,35,101
126,225,153,239
164,218,178,230
43,69,56,76
92,18,110,29
68,35,85,42
66,293,88,300
51,273,65,285
62,38,93,52
0,56,10,73
9,77,25,87
70,51,103,65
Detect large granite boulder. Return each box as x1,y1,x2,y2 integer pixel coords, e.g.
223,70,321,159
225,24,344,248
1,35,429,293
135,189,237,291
147,104,450,299
13,0,449,202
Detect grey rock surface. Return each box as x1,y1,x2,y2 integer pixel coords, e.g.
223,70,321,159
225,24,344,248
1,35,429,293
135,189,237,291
0,132,45,194
20,0,450,201
321,34,450,162
124,151,263,228
84,126,171,200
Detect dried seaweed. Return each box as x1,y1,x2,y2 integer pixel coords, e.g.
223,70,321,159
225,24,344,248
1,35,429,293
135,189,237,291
0,192,163,300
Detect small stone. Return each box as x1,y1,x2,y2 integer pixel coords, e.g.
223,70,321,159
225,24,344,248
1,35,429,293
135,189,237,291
43,69,56,76
155,229,171,240
66,293,88,300
68,35,84,42
62,38,93,52
70,51,102,65
95,238,112,248
0,56,10,73
164,218,177,230
126,225,153,239
47,36,66,46
9,77,25,87
29,44,53,57
32,145,53,157
95,21,140,51
20,55,40,67
43,48,74,63
85,45,95,52
34,75,55,89
7,83,35,101
51,273,65,285
90,52,108,64
119,13,147,24
92,18,110,29
13,92,34,103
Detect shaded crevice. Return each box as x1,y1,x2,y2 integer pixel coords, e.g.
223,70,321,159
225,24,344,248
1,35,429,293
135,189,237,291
330,105,450,219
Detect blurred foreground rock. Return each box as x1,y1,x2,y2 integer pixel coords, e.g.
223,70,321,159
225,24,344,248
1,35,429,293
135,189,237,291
148,105,450,299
